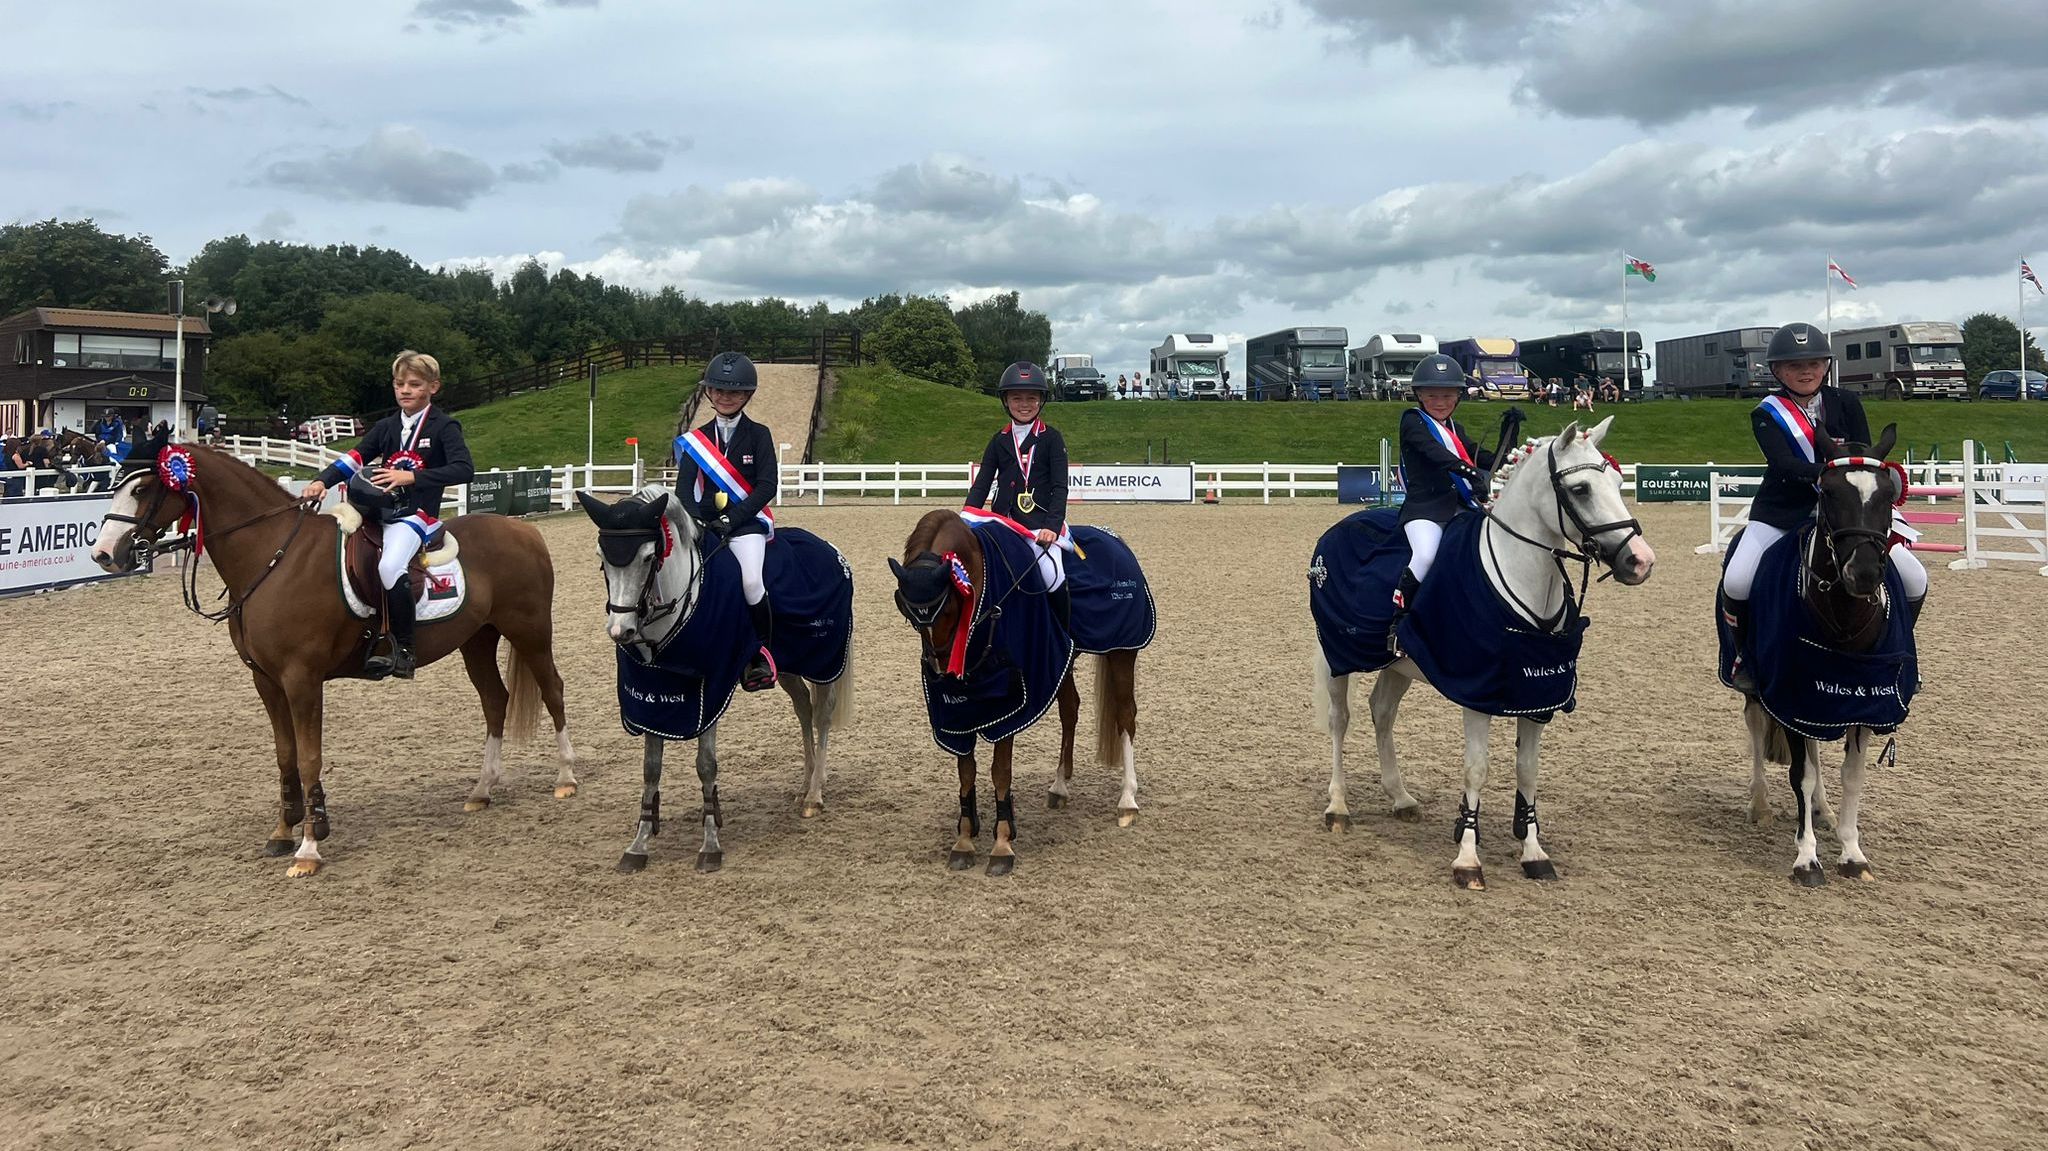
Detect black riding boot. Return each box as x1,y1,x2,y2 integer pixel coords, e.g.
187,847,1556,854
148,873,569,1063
1905,595,1925,631
742,596,778,691
1049,582,1072,634
1387,569,1421,655
1725,597,1754,692
368,574,417,680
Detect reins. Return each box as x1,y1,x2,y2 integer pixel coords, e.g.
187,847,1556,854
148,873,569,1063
1480,441,1641,631
107,469,320,624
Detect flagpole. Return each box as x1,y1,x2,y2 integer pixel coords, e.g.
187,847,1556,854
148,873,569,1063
2022,256,2028,398
1825,253,1835,390
1621,252,1628,393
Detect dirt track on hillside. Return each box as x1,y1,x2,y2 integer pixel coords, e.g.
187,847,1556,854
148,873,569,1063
2,501,2043,1150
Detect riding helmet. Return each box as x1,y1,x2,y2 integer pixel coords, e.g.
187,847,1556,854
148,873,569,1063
1409,353,1466,395
997,361,1050,395
702,351,759,392
1766,322,1833,364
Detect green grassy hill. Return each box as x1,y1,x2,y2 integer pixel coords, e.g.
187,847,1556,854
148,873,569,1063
816,365,2048,465
439,360,2045,469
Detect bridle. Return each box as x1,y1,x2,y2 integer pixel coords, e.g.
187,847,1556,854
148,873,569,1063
596,509,726,647
1808,455,1906,600
104,464,318,622
1481,439,1643,629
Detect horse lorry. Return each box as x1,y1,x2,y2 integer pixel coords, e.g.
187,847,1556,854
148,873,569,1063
1520,329,1648,397
1437,337,1533,401
1246,326,1348,400
1654,328,1777,398
1831,322,1967,400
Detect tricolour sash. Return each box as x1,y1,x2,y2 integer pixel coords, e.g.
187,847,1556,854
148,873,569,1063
958,506,1078,556
1757,395,1818,464
677,428,774,534
1420,414,1479,507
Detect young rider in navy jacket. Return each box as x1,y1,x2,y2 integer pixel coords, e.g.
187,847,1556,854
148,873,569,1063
1390,353,1520,652
674,351,782,691
300,350,474,680
964,361,1073,630
1721,322,1927,690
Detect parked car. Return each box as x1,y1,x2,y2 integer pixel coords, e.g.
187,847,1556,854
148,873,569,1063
1055,366,1108,401
1977,369,2047,401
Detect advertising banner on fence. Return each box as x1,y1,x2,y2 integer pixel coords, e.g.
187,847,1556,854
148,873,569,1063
1067,465,1194,503
1335,465,1382,505
0,492,126,597
466,470,514,515
1635,465,1765,502
2004,463,2047,504
510,468,555,516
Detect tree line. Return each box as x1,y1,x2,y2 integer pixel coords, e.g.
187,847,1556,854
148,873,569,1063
0,218,1053,418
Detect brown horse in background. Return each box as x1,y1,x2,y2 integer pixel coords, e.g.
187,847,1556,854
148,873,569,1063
892,509,1140,877
92,441,578,877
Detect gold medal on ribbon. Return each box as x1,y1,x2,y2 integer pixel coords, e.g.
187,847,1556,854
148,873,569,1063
1016,491,1036,514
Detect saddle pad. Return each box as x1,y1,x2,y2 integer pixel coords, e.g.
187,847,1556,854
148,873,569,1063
1310,509,1589,721
618,527,855,742
1067,525,1156,654
336,532,466,623
921,520,1074,756
1717,527,1917,741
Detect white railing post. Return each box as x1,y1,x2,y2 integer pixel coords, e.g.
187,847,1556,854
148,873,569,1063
1262,461,1271,505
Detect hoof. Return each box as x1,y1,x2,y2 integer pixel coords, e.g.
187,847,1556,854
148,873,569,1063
616,851,648,873
946,849,977,871
1749,806,1774,827
285,859,321,879
463,797,491,813
262,838,296,857
696,851,723,873
986,854,1015,877
1839,860,1876,881
1452,866,1486,891
1117,808,1139,828
553,784,578,799
1323,811,1351,832
1521,859,1559,881
1392,804,1423,823
1047,792,1068,809
801,801,824,819
1792,863,1828,888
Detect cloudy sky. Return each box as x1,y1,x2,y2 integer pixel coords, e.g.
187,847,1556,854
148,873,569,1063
7,0,2047,379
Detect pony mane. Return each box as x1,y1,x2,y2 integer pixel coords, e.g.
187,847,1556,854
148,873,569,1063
1487,435,1550,505
904,508,966,560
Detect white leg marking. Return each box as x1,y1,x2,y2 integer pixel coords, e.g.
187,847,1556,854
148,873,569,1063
1793,742,1823,874
1116,733,1139,821
471,734,503,804
1838,728,1870,873
1514,717,1549,866
1453,709,1491,872
554,726,578,794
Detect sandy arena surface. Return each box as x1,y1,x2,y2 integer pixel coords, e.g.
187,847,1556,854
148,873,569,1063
2,499,2044,1150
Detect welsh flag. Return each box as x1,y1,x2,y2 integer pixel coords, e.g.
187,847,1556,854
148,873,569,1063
1624,255,1656,282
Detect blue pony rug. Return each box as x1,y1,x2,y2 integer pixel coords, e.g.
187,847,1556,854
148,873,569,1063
921,521,1153,756
617,526,854,741
1717,527,1917,741
1309,508,1589,721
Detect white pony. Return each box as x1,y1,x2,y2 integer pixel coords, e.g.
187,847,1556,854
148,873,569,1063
580,484,855,872
1313,418,1657,890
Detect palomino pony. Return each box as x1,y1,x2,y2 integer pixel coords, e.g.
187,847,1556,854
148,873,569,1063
1728,425,1913,886
91,440,578,877
1312,418,1657,890
891,509,1142,877
578,486,855,873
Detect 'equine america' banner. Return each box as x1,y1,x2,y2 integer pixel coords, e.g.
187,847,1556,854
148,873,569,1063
0,491,130,597
1067,465,1194,503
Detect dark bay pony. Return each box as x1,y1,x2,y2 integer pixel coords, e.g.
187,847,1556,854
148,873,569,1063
1733,424,1913,885
91,441,577,877
891,509,1140,877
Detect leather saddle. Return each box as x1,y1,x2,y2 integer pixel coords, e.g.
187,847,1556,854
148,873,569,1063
343,527,438,611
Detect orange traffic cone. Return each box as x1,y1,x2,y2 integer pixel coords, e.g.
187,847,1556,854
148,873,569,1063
1203,473,1221,504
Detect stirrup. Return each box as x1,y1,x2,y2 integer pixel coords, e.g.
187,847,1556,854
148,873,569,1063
741,646,778,692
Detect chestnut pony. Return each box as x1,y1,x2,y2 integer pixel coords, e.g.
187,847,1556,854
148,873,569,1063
92,441,577,877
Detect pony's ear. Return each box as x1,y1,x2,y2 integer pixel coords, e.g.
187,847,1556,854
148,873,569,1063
1816,428,1840,459
1873,423,1897,461
573,489,612,523
1556,420,1582,447
887,557,909,582
1585,415,1615,449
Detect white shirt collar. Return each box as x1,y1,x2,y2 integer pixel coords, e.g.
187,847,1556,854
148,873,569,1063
1010,420,1033,446
715,413,740,438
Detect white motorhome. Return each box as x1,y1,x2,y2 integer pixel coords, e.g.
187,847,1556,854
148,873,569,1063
1348,333,1438,400
1147,333,1230,400
1048,353,1093,375
1832,321,1967,400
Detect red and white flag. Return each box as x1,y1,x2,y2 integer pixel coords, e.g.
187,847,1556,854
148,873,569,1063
2024,259,2045,295
1828,259,1859,290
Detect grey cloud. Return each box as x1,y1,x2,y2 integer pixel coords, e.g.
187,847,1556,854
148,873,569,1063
615,179,820,246
867,155,1021,219
410,0,597,32
544,132,692,173
7,100,79,122
501,159,561,183
255,210,297,241
1301,0,2048,124
262,126,498,208
188,85,312,109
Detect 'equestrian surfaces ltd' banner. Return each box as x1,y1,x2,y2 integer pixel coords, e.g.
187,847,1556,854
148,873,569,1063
0,492,126,596
1068,465,1194,503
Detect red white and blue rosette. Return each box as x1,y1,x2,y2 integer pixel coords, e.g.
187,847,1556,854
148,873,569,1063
156,445,196,491
388,449,425,473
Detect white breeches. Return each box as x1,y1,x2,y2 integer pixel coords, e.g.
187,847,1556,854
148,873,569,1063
729,532,768,604
1725,519,1929,601
1035,542,1066,593
1403,519,1445,581
378,515,436,589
